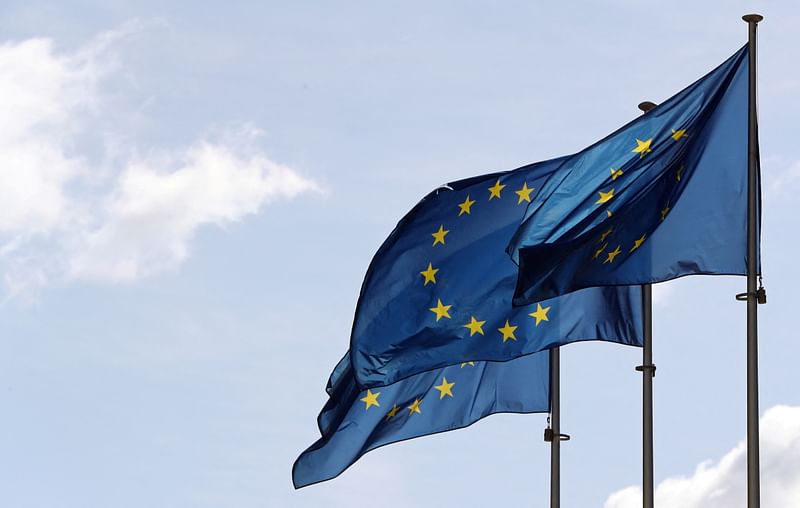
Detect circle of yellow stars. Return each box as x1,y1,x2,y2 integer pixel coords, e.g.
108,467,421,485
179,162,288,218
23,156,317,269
589,128,689,267
421,177,549,346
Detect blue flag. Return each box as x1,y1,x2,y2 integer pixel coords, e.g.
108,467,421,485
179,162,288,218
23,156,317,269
293,351,550,488
349,157,643,388
508,46,755,305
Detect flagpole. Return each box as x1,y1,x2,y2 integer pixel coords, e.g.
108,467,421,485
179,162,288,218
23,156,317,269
742,13,764,508
637,100,658,508
545,347,569,508
640,283,655,508
549,347,561,508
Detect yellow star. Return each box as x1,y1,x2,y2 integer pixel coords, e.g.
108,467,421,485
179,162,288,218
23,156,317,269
610,168,624,181
458,195,476,216
431,225,449,246
497,320,518,342
661,204,670,221
630,233,647,253
676,164,684,182
407,398,422,415
671,129,688,141
429,299,452,321
607,209,613,217
488,179,506,200
596,189,615,205
463,316,486,336
460,361,475,368
420,263,439,285
604,245,622,264
632,138,653,157
515,182,535,204
593,242,608,260
598,226,614,243
528,303,550,326
434,377,455,399
385,404,400,420
360,389,381,410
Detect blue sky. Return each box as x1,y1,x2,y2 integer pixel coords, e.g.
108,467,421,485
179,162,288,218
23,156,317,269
0,2,798,507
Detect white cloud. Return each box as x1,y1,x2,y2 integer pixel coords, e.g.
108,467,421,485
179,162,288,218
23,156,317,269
68,135,318,282
0,37,88,235
604,405,800,508
0,27,319,297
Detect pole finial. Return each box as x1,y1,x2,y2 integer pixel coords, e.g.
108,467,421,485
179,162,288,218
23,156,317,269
638,101,658,113
742,14,764,23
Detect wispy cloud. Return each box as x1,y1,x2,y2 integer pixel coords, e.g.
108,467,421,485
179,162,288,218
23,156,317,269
604,405,800,508
0,26,319,298
67,133,319,282
762,156,800,201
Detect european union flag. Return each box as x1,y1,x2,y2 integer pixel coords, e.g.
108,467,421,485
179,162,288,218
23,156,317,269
508,46,755,305
293,350,550,488
349,157,643,388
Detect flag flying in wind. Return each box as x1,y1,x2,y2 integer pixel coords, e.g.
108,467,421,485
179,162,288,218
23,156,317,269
508,45,755,306
293,350,550,488
349,157,643,388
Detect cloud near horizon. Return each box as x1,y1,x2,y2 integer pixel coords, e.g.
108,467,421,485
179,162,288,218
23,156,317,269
604,405,800,508
0,28,319,298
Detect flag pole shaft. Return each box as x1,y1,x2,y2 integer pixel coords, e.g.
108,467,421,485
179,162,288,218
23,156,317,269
636,101,656,508
637,100,657,508
743,13,763,508
642,284,654,507
550,346,560,508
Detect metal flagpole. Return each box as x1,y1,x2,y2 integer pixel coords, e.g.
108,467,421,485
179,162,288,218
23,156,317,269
742,13,764,508
545,347,569,508
637,100,658,508
550,347,560,508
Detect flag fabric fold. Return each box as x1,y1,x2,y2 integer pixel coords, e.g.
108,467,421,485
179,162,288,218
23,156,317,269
349,157,643,388
508,45,754,305
293,351,550,489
